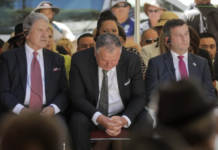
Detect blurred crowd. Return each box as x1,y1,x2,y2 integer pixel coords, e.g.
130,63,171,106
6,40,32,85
0,0,218,150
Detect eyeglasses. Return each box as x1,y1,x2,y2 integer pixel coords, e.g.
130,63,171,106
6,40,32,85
113,3,128,8
148,9,159,13
145,38,159,44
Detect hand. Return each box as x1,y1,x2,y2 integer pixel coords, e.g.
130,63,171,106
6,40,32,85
105,116,128,137
110,116,128,128
97,115,113,129
41,106,55,117
20,108,34,115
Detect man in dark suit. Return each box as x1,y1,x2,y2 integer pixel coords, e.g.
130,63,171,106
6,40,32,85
0,13,69,138
70,33,153,150
145,19,216,105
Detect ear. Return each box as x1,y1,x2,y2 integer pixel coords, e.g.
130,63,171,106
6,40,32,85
23,29,29,39
165,37,169,44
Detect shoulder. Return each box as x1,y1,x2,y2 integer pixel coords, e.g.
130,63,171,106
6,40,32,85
183,8,201,17
72,47,95,64
1,47,23,58
124,46,140,55
43,48,64,61
141,43,159,53
121,47,140,62
189,52,207,63
52,21,69,30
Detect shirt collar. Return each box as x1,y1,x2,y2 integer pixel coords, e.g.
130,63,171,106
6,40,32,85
25,43,43,57
98,66,116,73
170,50,188,60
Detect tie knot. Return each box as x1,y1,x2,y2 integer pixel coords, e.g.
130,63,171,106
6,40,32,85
33,51,38,58
177,56,184,60
102,70,108,75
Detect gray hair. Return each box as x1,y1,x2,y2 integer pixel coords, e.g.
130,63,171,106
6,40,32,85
23,12,49,31
95,33,122,53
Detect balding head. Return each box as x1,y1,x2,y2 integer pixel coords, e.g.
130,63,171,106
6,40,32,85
140,29,158,47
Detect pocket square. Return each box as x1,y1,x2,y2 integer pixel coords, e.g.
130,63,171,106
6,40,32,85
124,78,130,86
53,68,60,71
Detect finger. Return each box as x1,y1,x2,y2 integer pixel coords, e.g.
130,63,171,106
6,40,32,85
112,126,122,131
106,129,121,137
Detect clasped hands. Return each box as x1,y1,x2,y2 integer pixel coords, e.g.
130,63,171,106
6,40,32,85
97,114,128,137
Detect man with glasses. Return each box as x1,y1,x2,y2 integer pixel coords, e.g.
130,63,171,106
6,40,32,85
111,0,134,37
140,0,166,33
140,29,158,47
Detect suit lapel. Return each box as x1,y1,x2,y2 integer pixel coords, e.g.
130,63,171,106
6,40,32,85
43,49,53,93
188,53,198,78
16,47,27,92
116,56,126,100
89,57,99,104
163,51,176,82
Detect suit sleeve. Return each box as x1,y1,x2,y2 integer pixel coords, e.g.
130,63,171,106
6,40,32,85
144,58,160,105
122,57,147,123
50,56,69,112
0,53,22,111
214,51,218,81
70,56,98,119
204,51,215,81
202,58,217,101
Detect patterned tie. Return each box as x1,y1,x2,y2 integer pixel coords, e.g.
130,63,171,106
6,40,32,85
178,56,188,79
29,52,43,111
98,70,109,131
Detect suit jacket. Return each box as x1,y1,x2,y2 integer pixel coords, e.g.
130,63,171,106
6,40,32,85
70,47,146,123
141,42,162,66
0,47,69,114
145,51,216,105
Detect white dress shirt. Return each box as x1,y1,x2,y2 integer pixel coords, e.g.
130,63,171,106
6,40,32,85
92,67,131,128
170,50,189,81
13,43,60,114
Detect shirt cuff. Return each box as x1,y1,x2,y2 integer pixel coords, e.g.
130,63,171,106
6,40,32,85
122,115,131,128
12,104,25,115
92,112,102,125
50,104,60,114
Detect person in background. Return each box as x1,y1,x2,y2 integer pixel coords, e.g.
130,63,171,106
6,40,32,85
77,33,95,52
182,0,218,49
111,0,134,39
188,26,216,88
199,33,217,61
156,80,216,150
7,23,25,50
140,0,166,33
46,24,71,81
141,11,179,66
56,37,74,57
0,114,63,150
140,29,158,47
33,1,76,43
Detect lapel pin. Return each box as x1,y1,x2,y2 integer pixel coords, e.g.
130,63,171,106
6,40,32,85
193,63,196,66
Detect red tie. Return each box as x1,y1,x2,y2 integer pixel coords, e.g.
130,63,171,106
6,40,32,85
29,51,43,111
178,56,188,79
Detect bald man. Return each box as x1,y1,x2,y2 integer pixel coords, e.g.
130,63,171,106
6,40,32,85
140,29,158,47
